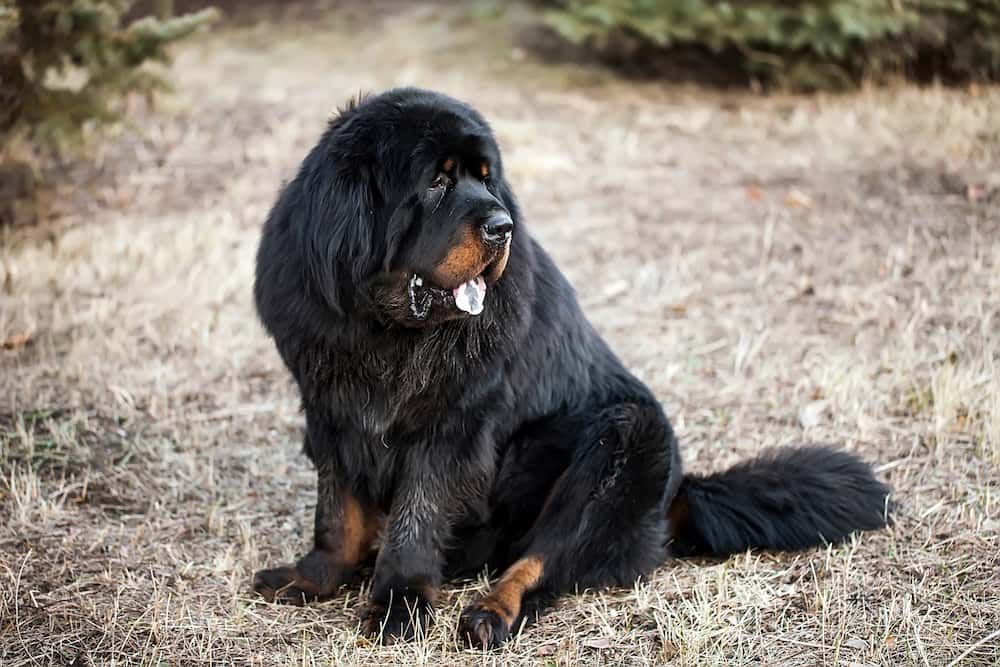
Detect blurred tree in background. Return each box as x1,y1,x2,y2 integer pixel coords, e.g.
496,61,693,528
539,0,1000,89
0,0,217,153
0,0,216,224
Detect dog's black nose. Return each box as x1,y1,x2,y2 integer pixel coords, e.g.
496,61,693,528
480,212,513,245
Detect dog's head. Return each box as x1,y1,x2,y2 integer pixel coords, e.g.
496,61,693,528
286,88,520,328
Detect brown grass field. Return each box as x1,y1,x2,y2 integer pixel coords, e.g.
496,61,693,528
2,4,999,665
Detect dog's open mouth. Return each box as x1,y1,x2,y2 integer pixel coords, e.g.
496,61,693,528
404,239,510,321
409,273,487,316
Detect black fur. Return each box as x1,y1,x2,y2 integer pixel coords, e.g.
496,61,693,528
251,88,892,648
667,445,892,557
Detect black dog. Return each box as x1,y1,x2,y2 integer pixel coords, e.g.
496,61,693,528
252,88,891,648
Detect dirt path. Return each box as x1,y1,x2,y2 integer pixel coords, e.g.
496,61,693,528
2,4,998,665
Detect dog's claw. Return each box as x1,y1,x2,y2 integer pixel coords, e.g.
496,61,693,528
458,605,511,650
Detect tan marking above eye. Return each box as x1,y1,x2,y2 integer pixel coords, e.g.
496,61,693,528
480,163,490,178
443,158,455,173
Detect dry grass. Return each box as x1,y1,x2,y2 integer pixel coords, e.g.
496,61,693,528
2,3,999,665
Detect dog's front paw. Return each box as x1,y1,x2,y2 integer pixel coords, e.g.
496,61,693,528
458,601,513,649
253,566,321,605
360,594,434,644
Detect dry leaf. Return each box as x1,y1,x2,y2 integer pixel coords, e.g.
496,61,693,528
535,643,558,656
2,331,32,350
843,637,867,650
668,303,688,316
798,400,829,429
785,189,813,208
746,186,764,201
583,636,612,649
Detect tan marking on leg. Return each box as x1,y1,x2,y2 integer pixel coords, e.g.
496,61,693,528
477,555,544,625
287,575,319,594
340,493,381,565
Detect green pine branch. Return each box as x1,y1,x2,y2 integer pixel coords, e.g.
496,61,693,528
1,1,218,150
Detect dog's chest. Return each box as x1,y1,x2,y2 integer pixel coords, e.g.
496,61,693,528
331,394,498,514
336,369,448,439
323,335,497,437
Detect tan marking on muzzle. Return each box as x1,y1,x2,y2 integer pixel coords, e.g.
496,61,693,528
484,236,511,284
430,224,488,288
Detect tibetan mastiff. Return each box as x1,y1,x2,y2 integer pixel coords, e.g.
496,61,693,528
252,88,891,648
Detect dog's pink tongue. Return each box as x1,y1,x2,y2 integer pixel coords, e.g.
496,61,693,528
453,276,486,315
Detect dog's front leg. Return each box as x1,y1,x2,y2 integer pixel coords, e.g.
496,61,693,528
359,483,445,643
359,469,457,643
253,460,380,604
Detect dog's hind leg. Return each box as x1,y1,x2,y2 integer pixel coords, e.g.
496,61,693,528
458,401,681,649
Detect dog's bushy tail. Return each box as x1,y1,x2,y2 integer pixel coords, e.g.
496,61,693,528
667,445,891,558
